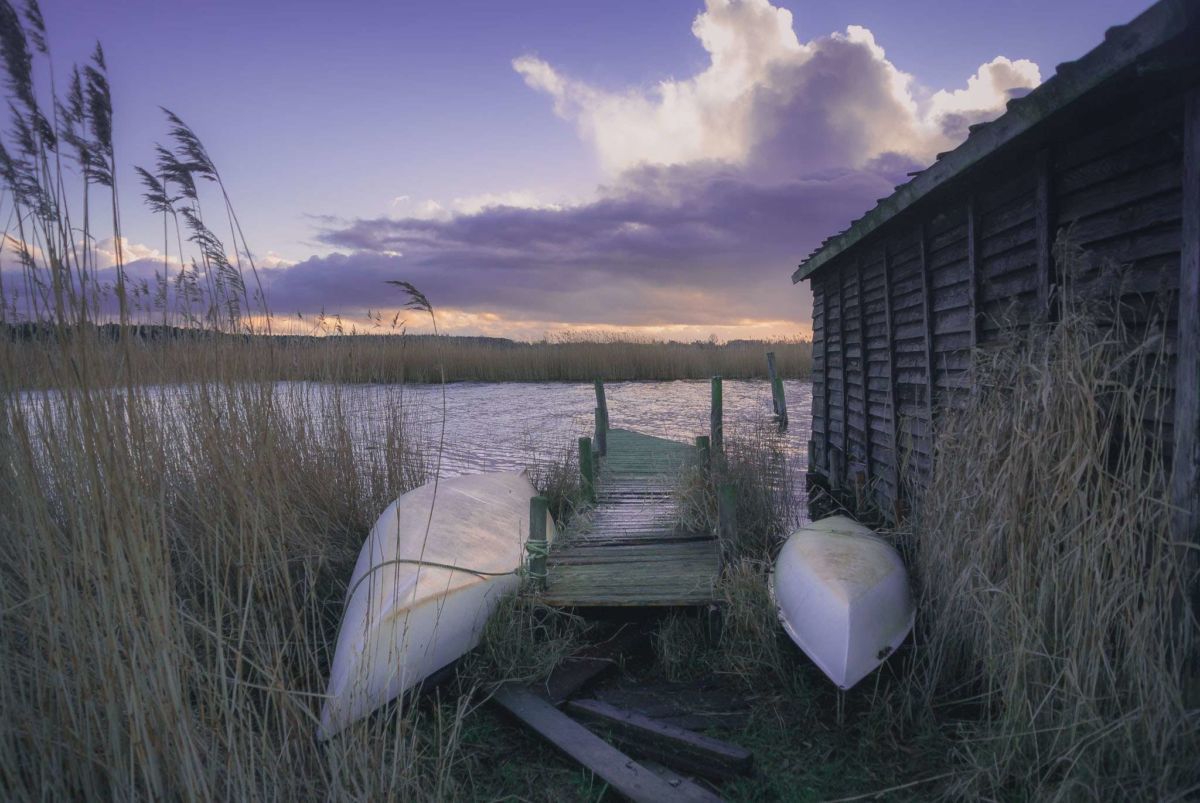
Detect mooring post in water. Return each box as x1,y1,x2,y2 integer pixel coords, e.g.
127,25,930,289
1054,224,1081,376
766,351,788,431
594,378,609,456
579,436,595,503
695,435,711,476
710,376,723,456
528,495,549,590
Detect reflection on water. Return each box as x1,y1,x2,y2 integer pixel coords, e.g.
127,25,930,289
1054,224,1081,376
330,378,812,497
18,378,813,512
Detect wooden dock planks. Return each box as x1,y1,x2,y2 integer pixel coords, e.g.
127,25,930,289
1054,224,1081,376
543,428,721,607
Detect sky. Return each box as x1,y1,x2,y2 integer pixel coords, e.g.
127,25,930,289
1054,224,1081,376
24,0,1155,340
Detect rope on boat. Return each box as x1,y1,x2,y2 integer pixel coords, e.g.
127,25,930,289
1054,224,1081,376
344,558,518,604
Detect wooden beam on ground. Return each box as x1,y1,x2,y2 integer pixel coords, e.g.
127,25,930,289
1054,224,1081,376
566,698,753,782
493,685,720,803
537,624,648,705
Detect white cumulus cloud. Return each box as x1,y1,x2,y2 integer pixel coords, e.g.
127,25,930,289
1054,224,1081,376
513,0,1040,176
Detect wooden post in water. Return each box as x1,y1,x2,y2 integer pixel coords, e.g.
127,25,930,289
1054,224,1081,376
767,352,789,431
594,408,607,458
579,436,595,503
594,379,609,456
695,435,710,476
710,376,723,456
528,496,549,590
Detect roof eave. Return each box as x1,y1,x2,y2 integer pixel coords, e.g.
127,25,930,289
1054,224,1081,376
791,0,1198,285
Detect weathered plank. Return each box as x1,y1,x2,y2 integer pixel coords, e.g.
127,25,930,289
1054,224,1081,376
544,428,720,607
919,223,936,451
567,698,754,782
878,241,897,511
492,686,718,803
854,261,872,485
1173,88,1199,623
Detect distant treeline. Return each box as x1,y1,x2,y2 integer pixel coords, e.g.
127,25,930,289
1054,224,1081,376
5,324,812,385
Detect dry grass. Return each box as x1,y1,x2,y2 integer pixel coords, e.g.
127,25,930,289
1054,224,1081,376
0,11,583,798
900,285,1200,799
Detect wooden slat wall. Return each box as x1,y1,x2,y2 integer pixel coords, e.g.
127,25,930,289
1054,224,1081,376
842,262,868,476
825,272,845,475
860,250,895,502
805,82,1192,521
927,207,972,414
811,280,827,476
1053,92,1185,461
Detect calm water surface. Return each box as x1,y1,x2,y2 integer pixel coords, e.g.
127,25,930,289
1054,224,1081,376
329,378,812,492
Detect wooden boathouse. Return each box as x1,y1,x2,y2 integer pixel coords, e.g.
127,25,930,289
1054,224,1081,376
793,0,1200,542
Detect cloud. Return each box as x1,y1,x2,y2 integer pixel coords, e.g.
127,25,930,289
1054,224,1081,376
512,1,1037,177
267,0,1040,337
265,161,902,330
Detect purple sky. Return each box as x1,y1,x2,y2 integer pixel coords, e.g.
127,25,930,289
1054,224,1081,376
32,0,1154,339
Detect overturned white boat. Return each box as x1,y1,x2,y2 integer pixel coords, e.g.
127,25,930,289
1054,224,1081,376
773,515,914,690
318,471,553,739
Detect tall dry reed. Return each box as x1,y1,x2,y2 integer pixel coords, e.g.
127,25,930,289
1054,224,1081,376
904,275,1199,799
0,6,521,798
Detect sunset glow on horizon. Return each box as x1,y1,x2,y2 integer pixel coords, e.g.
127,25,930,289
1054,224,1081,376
19,0,1155,339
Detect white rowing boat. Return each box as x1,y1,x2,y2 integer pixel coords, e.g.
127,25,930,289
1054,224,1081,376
772,515,914,690
318,471,553,739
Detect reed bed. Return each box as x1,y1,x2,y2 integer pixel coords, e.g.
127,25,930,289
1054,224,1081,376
0,8,571,798
5,328,813,387
901,288,1199,799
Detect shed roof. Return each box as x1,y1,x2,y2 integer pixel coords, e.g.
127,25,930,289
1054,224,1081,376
792,0,1200,284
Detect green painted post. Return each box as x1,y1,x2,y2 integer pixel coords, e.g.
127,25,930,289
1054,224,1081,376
579,436,595,503
710,376,724,455
718,482,736,554
528,496,549,590
695,435,711,476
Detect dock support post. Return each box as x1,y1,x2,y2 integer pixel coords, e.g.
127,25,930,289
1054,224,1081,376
710,376,723,456
717,482,736,548
766,352,788,430
594,379,608,456
695,435,710,476
528,496,549,590
579,436,595,503
595,407,607,457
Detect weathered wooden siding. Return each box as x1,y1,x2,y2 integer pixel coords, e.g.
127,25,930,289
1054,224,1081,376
807,82,1193,518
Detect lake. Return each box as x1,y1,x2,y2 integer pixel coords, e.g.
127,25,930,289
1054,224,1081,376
328,377,812,490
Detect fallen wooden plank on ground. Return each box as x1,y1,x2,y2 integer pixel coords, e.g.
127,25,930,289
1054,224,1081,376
594,681,753,730
566,698,754,782
493,685,721,803
537,624,648,705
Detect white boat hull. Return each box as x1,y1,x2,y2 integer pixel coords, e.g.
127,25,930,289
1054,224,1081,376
773,515,914,690
318,471,553,739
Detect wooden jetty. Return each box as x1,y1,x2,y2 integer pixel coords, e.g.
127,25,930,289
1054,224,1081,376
534,379,735,608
